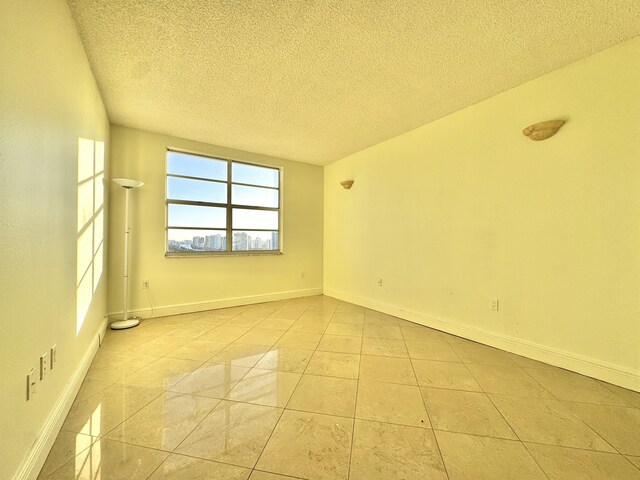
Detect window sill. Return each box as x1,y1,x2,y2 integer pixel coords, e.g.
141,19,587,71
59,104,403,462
165,250,283,258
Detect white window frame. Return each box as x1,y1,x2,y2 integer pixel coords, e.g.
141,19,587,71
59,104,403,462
165,148,283,256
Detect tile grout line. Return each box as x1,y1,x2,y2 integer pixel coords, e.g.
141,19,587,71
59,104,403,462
247,300,335,478
131,302,306,477
166,301,308,477
464,363,554,480
346,324,364,480
57,296,640,480
403,328,451,480
59,300,319,479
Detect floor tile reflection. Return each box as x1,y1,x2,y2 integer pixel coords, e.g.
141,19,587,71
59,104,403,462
41,295,640,480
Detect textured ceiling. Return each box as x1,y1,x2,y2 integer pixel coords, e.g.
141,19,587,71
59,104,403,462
67,1,640,165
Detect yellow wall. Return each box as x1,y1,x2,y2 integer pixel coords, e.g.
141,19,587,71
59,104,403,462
324,37,640,390
0,1,110,479
107,126,323,317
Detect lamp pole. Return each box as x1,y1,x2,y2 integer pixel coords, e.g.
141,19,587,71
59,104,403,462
111,178,144,330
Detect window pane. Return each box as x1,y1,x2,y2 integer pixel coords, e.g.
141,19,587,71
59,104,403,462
168,229,227,252
232,162,279,187
232,231,278,251
168,204,226,228
233,208,278,230
232,184,278,208
167,176,226,203
167,151,227,181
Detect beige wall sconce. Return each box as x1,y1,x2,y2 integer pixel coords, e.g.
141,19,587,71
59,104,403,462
523,119,565,141
340,180,354,189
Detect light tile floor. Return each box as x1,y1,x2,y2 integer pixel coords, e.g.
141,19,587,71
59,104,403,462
39,295,640,479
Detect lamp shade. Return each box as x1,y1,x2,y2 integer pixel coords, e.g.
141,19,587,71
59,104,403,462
112,178,144,188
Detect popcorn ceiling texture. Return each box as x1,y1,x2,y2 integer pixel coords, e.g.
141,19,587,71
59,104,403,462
66,1,640,165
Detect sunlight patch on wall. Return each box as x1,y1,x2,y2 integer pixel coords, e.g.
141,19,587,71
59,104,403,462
77,138,105,334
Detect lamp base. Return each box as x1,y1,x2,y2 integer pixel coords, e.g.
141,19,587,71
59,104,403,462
110,317,141,330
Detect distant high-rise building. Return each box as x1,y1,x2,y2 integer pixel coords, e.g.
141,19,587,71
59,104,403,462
271,231,279,250
251,236,267,250
204,234,223,251
213,234,223,250
192,236,205,249
233,232,248,251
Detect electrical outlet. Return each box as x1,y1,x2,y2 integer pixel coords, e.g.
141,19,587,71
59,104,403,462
142,280,150,289
40,352,48,380
377,278,383,287
490,298,499,311
27,369,36,400
299,271,305,278
50,345,57,370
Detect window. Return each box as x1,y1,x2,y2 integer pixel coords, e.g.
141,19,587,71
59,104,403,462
166,150,281,254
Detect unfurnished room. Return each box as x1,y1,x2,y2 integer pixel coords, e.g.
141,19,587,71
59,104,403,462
1,1,640,479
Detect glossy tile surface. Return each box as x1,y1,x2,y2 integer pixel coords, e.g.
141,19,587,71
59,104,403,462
207,343,271,367
422,388,516,439
350,420,447,480
525,443,640,480
490,395,615,452
256,410,353,479
169,362,250,398
359,355,416,384
361,337,408,357
148,454,251,480
317,334,362,354
404,339,460,361
166,339,229,361
525,367,631,405
226,368,301,407
465,363,554,398
175,400,282,467
105,392,218,450
41,296,640,479
37,431,96,479
305,351,360,378
571,402,640,455
356,381,430,427
253,347,313,373
287,374,357,417
62,383,163,435
436,431,546,480
46,439,168,480
412,359,482,391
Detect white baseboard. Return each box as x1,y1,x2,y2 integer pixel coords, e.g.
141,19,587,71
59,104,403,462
108,287,324,320
325,288,640,392
13,317,108,480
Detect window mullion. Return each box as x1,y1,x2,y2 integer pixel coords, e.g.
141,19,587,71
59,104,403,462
226,159,232,251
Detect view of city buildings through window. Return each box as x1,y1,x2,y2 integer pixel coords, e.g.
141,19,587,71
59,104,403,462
165,150,281,254
168,231,279,252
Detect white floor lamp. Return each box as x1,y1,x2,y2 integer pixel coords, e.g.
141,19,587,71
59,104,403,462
111,178,144,330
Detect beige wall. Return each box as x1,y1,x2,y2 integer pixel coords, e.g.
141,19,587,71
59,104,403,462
324,37,640,390
107,126,323,317
0,1,110,479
